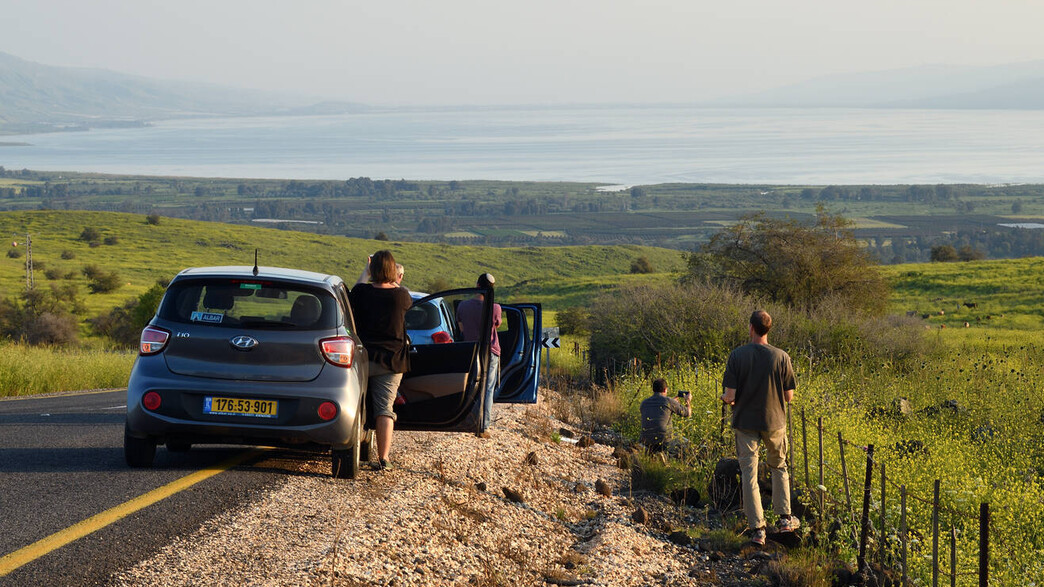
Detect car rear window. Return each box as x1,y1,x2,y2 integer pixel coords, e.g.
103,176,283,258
159,279,339,330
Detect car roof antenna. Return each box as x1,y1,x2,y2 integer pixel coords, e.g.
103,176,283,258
252,249,259,276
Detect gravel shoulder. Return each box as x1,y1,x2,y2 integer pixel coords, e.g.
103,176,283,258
111,393,763,586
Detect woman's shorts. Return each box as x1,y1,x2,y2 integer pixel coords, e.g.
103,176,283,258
367,361,403,421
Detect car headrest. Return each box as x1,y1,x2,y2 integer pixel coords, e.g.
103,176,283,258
290,295,322,327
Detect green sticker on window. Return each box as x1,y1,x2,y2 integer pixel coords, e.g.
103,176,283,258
240,283,262,290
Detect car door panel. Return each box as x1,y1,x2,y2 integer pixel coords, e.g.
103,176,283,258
495,303,541,404
393,289,490,432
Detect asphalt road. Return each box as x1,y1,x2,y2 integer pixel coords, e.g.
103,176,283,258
0,390,323,586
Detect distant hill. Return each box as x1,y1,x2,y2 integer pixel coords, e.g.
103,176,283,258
723,60,1044,109
0,51,369,133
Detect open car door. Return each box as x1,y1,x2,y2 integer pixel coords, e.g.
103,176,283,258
393,287,491,433
495,303,542,404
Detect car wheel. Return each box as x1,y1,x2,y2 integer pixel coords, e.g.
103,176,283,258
332,411,362,479
359,429,374,463
125,427,157,468
167,441,191,453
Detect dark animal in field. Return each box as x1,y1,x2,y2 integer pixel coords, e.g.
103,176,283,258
964,302,978,309
921,313,931,319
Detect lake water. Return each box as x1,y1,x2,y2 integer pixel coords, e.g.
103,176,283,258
2,106,1044,185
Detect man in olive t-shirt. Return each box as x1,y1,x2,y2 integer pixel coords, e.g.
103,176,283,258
721,310,798,545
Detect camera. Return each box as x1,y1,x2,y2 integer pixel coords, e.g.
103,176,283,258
677,390,691,398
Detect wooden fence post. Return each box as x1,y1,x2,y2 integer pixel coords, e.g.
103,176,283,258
858,444,875,573
838,432,853,522
901,485,909,585
979,502,989,587
933,479,941,587
817,417,825,520
950,526,957,587
880,463,887,571
802,408,810,489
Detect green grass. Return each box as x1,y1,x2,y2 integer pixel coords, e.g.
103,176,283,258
0,343,134,397
0,210,685,321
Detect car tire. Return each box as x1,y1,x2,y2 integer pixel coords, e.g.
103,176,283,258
125,427,157,468
359,429,374,463
332,411,362,479
167,441,191,453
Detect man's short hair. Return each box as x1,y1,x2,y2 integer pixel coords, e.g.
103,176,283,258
750,310,772,336
652,378,667,394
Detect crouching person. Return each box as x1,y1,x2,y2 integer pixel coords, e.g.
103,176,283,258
639,378,691,453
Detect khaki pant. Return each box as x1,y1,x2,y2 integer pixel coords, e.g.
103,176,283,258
735,427,791,530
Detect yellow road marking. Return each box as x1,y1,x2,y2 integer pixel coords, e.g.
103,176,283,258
0,448,265,577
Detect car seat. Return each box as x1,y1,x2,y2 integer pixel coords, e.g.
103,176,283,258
290,295,322,328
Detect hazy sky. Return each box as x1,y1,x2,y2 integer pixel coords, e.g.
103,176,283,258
3,0,1044,105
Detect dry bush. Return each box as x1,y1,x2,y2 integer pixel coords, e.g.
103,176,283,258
588,386,624,426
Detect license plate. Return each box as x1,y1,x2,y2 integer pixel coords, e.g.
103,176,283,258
203,396,278,418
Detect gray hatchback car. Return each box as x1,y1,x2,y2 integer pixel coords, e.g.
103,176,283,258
125,265,542,479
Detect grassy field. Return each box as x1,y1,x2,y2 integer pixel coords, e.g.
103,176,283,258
0,210,686,319
573,255,1044,585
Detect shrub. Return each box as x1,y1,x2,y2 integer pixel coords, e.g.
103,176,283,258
90,283,165,346
145,213,161,225
103,236,119,246
24,313,78,346
6,247,23,259
555,306,591,335
424,277,452,293
79,226,101,243
588,281,930,376
60,250,75,260
629,256,654,274
87,271,122,294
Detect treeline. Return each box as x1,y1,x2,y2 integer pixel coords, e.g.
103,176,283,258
868,226,1044,263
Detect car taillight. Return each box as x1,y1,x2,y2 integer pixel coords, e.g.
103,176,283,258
143,391,162,411
317,401,338,421
320,336,355,367
431,331,452,344
139,326,170,355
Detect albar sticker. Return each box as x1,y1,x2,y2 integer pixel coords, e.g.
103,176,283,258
190,311,224,323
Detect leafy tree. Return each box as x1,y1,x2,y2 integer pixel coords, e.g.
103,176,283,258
374,231,389,241
145,213,161,225
0,284,84,346
688,206,887,314
957,245,985,262
555,306,591,335
91,283,166,346
930,245,959,262
424,277,452,293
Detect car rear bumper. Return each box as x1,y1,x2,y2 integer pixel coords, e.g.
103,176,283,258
126,357,365,450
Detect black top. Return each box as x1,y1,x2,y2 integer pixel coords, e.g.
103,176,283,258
348,284,412,373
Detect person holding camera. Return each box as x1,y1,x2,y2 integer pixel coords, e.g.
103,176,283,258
639,378,691,452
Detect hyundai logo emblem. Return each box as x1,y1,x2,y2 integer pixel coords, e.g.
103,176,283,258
230,335,259,350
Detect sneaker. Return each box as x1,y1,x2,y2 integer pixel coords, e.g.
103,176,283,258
777,516,801,532
751,527,766,546
372,458,392,471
